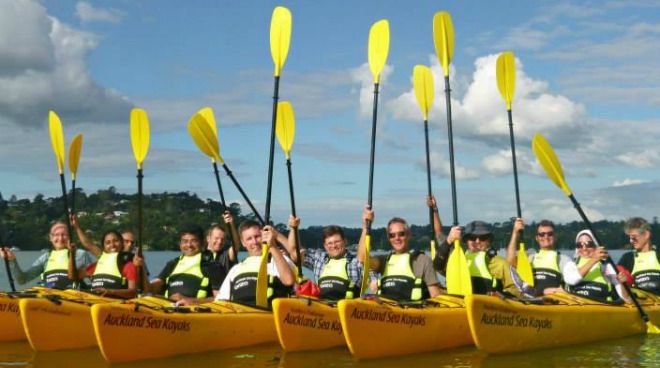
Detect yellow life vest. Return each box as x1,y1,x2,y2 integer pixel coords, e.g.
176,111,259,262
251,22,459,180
631,250,660,295
571,257,613,302
230,255,290,305
91,252,126,290
378,252,425,301
41,249,72,290
466,251,498,295
532,249,562,290
318,257,356,300
165,253,209,299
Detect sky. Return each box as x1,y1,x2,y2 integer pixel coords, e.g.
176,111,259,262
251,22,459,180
1,0,660,229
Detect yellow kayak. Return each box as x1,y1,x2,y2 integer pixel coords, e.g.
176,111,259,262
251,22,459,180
19,289,117,351
337,295,472,358
0,287,57,342
91,297,277,363
466,291,660,353
272,297,344,352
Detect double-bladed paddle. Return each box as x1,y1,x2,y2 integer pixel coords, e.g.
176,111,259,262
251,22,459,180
412,64,437,261
360,19,390,296
48,111,76,284
68,134,83,215
187,108,265,224
275,101,304,282
496,51,533,286
433,12,471,296
532,133,660,334
130,108,150,293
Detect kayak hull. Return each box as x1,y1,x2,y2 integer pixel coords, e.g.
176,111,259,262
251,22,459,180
91,298,277,363
19,290,116,351
466,292,660,353
0,293,25,342
337,295,472,359
272,297,344,352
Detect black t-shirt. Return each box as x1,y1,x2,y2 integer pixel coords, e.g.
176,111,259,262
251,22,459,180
156,250,227,294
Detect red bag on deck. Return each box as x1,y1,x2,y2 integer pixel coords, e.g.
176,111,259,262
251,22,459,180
295,280,320,297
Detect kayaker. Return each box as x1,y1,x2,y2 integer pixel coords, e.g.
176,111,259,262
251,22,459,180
135,224,225,304
506,218,582,295
287,216,368,300
358,205,441,301
0,221,94,289
205,211,240,266
569,229,630,303
70,214,138,298
121,230,136,252
216,220,296,305
617,217,660,295
435,221,533,296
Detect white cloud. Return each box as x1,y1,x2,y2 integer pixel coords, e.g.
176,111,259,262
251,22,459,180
351,62,393,119
613,178,651,187
0,1,132,128
75,1,123,24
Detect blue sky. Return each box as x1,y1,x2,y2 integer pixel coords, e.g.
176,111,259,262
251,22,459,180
1,0,659,229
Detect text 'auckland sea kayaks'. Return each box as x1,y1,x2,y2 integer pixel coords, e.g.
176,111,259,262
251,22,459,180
273,297,345,352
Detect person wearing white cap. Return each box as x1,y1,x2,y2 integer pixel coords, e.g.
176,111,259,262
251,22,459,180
569,229,630,303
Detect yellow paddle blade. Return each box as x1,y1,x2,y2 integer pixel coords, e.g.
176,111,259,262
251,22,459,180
68,134,83,180
198,106,217,136
516,242,534,286
368,19,390,83
413,64,435,121
276,101,295,159
446,240,472,296
130,108,150,170
48,110,66,174
496,51,516,110
255,243,269,308
360,234,372,295
187,111,223,164
648,321,660,334
270,6,292,77
531,133,572,196
433,12,455,77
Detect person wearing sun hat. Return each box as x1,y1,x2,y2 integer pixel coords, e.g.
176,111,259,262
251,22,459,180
568,228,630,303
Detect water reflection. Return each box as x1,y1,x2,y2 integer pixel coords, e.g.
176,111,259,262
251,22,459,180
0,335,657,368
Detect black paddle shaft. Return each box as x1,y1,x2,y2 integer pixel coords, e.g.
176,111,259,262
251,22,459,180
136,169,144,294
58,173,77,284
443,76,459,226
222,164,265,225
71,179,77,215
568,194,650,322
286,159,303,279
1,230,16,292
366,82,381,234
212,162,227,211
423,119,434,238
507,109,524,242
264,76,281,226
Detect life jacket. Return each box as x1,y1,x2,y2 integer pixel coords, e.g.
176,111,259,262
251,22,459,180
40,248,73,290
631,249,660,295
164,253,209,299
466,251,501,295
570,257,613,302
318,256,358,300
230,255,291,305
378,252,427,302
90,252,132,290
532,249,563,290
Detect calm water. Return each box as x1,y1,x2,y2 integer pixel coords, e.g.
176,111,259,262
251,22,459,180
2,250,656,368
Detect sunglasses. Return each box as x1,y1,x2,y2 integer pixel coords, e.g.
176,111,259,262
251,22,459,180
537,231,554,238
388,231,407,239
575,241,596,249
466,235,491,242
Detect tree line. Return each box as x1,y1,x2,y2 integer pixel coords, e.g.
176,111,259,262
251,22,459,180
0,188,656,251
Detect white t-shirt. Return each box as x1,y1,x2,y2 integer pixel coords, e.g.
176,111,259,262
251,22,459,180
216,254,294,300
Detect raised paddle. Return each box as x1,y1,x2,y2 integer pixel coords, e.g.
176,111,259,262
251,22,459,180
413,64,437,260
1,230,16,292
48,111,76,283
360,19,389,296
532,133,660,334
68,134,83,215
433,12,471,296
264,6,292,226
188,108,227,209
496,51,533,286
130,108,150,294
187,109,265,224
275,101,303,282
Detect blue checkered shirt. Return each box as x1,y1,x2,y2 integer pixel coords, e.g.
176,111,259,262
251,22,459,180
304,248,374,285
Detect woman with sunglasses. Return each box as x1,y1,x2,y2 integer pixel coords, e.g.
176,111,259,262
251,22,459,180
617,217,660,295
358,205,441,301
569,229,630,303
